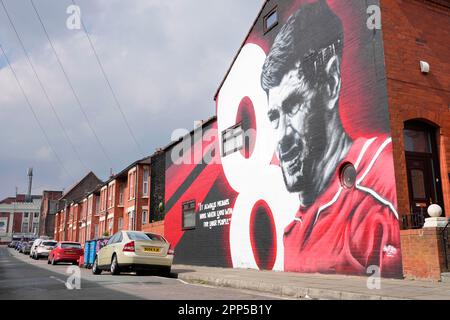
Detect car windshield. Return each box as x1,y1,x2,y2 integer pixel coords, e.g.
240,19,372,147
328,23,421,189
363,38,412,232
43,241,57,246
127,232,165,242
61,243,82,249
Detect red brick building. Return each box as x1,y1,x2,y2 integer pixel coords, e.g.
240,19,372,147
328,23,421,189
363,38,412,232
381,0,450,280
55,156,157,244
54,172,103,241
39,191,63,238
0,194,42,243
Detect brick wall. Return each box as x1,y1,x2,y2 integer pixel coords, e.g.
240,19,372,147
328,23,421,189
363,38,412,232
13,213,22,233
381,0,450,217
143,221,164,236
39,191,63,237
400,228,447,280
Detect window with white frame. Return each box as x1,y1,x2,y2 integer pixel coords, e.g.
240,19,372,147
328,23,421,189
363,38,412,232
95,197,100,214
128,210,135,231
88,197,93,215
108,186,112,208
94,225,99,238
32,222,38,233
22,222,29,233
119,184,124,205
143,168,149,196
129,173,134,200
108,219,113,234
118,218,123,231
222,124,244,157
142,210,148,225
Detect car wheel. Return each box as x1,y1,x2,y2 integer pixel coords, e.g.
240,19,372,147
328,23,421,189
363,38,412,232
92,257,102,275
110,255,120,276
162,266,172,277
72,261,78,266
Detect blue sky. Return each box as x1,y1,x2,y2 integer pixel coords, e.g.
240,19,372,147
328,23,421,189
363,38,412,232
0,0,264,198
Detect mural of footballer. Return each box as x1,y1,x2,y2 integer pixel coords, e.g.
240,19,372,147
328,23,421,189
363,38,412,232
261,0,402,277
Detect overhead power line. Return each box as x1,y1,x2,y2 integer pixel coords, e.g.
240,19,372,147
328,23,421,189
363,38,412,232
0,44,75,182
72,0,145,157
0,0,89,173
29,0,114,169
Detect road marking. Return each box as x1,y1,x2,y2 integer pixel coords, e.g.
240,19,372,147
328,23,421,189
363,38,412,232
173,277,294,300
176,278,189,285
49,276,66,285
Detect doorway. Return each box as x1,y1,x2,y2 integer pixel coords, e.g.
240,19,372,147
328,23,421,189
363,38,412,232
404,120,444,228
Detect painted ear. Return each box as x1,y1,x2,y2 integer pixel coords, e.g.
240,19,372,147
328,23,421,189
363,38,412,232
324,55,341,110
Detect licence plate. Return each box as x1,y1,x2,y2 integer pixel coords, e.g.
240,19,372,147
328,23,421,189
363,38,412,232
144,247,161,253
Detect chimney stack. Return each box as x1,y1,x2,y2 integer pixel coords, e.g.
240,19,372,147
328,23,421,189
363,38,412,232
27,167,33,202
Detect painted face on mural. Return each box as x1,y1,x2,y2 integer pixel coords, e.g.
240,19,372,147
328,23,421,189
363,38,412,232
267,69,319,192
262,1,349,207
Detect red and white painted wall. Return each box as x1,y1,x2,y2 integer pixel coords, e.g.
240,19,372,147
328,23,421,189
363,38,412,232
163,0,404,278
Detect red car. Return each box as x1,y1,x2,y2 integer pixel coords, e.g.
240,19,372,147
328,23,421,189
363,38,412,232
48,242,84,265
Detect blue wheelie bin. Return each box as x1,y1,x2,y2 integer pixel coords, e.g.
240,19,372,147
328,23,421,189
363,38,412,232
88,240,96,267
83,241,91,268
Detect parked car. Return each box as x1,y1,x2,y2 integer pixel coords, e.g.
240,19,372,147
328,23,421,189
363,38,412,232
21,241,34,254
16,241,25,252
31,239,57,259
48,242,83,265
92,231,174,276
8,241,18,248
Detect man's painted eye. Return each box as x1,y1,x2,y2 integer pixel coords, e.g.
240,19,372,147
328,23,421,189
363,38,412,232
268,109,280,128
289,104,301,116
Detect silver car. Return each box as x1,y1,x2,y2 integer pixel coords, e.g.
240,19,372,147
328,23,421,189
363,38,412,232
31,239,57,260
92,231,174,276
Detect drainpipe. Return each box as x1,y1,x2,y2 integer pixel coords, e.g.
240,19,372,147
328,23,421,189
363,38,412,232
134,165,138,231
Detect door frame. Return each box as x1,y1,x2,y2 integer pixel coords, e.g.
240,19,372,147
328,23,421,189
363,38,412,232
404,120,445,215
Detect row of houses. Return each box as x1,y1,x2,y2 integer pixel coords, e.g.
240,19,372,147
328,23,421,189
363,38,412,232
53,156,164,242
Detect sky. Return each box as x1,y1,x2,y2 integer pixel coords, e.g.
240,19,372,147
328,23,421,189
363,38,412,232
0,0,264,198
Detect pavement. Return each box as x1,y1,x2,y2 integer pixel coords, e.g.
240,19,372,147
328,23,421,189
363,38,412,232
174,264,450,300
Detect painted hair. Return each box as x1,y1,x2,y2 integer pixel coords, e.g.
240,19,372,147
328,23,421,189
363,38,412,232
261,0,344,92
